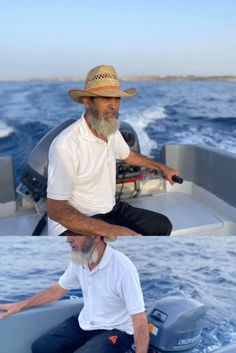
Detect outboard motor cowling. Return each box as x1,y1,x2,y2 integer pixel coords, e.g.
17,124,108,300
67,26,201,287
20,120,76,201
148,296,206,353
117,121,142,183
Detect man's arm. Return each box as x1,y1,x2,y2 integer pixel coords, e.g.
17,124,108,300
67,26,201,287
0,283,67,320
123,151,179,185
131,312,149,353
47,198,140,236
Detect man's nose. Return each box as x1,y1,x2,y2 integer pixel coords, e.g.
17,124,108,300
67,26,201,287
108,98,120,109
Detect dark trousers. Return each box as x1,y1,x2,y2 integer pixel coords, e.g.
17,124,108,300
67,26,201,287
31,316,134,353
93,201,172,235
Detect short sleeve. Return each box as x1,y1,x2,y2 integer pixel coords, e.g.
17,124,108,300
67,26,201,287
58,262,80,290
47,142,76,200
119,268,145,315
115,131,130,160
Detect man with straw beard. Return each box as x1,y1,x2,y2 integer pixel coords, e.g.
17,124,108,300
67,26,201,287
0,234,150,353
47,65,179,236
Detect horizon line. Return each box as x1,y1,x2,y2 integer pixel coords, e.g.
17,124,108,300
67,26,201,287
0,75,236,82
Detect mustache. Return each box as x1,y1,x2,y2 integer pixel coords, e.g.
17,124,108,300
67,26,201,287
104,110,119,117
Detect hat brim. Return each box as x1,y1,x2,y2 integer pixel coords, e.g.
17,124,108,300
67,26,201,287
59,230,117,242
69,88,137,104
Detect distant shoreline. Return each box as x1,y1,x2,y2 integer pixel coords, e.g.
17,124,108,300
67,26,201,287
0,75,236,82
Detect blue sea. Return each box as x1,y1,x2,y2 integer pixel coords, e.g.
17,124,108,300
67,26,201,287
0,80,236,180
0,236,236,353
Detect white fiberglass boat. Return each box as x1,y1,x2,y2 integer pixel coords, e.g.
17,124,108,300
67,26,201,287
0,120,236,235
0,295,235,353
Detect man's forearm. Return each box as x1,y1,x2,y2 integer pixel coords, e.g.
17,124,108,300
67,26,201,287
132,313,150,353
124,151,166,172
18,284,67,310
0,284,68,320
124,151,179,185
48,200,115,236
134,329,149,353
47,199,139,236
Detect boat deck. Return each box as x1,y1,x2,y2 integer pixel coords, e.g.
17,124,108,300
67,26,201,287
1,181,235,236
1,144,236,236
129,192,223,235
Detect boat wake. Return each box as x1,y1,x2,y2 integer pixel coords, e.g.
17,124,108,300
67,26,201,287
174,127,236,154
123,104,167,155
0,122,15,139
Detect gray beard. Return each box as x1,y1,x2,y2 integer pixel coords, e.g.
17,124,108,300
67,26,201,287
70,246,99,265
86,111,120,137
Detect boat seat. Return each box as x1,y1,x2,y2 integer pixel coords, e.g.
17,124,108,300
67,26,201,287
0,299,83,353
129,192,223,235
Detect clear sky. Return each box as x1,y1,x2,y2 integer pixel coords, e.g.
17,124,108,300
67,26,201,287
0,0,236,79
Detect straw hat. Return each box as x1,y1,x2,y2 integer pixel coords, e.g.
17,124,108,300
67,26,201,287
69,65,137,103
59,230,117,242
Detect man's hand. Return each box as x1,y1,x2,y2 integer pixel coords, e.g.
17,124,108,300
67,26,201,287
0,303,23,320
161,165,179,185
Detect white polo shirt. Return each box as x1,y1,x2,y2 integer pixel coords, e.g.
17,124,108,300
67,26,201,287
58,245,145,334
47,115,130,235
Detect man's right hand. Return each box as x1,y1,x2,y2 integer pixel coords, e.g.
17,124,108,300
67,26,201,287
0,303,23,320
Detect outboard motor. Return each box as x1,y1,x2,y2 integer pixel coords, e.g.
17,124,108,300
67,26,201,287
127,296,206,353
19,119,76,202
116,121,142,183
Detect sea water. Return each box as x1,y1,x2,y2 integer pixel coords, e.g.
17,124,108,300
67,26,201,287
0,80,236,180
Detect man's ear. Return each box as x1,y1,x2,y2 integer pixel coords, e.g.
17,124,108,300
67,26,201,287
82,97,91,109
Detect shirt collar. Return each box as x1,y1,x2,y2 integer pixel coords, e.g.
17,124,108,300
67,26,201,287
96,244,112,270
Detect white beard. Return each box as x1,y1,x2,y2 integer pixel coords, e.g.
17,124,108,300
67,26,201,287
87,111,120,137
70,246,99,265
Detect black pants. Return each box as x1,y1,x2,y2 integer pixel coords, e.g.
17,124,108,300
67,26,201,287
31,316,134,353
93,201,172,235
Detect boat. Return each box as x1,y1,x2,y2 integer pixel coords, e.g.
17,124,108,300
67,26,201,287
0,295,235,353
0,120,236,236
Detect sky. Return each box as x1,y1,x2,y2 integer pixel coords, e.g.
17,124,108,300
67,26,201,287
0,0,236,79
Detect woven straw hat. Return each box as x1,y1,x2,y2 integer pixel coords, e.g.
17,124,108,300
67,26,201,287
69,65,137,103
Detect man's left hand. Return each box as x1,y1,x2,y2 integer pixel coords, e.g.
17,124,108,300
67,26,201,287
161,166,179,185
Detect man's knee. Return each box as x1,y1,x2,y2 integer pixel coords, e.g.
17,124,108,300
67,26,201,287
143,214,172,236
162,215,172,235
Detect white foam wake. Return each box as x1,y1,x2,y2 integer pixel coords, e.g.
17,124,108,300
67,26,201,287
123,105,167,156
174,128,236,154
0,122,15,138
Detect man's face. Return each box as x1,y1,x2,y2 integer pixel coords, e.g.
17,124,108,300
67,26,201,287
67,236,98,265
85,97,121,137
